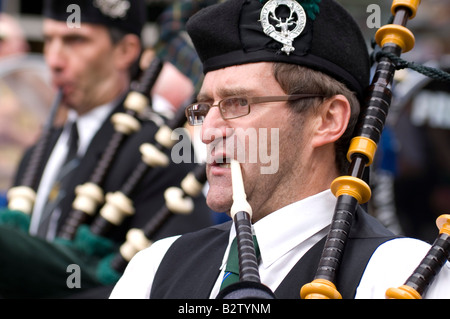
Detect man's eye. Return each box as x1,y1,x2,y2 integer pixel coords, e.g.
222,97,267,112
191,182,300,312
196,103,210,115
224,98,248,108
65,35,88,44
237,98,248,106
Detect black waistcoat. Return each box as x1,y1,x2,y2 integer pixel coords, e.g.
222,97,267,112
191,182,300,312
150,207,397,299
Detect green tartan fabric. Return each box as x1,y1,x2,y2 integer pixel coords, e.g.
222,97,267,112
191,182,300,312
0,208,30,232
0,225,106,298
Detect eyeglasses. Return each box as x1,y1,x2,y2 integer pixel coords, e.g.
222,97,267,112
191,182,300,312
184,94,324,126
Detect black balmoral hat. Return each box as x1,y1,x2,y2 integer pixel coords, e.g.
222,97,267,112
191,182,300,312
43,0,146,36
186,0,370,102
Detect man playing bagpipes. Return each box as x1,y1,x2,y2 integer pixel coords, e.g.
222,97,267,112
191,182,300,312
0,0,212,298
110,0,450,299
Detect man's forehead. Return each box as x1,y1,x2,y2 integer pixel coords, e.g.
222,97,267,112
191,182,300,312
198,62,277,99
43,18,107,36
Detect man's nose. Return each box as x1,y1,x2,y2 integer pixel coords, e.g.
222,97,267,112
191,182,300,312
44,39,65,73
201,107,229,145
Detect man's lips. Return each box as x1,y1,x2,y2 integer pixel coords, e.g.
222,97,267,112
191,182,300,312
209,152,232,166
52,79,74,95
206,137,236,173
207,154,232,175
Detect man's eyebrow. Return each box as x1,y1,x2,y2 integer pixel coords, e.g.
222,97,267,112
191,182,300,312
196,87,257,102
196,92,212,102
218,87,254,97
43,32,90,42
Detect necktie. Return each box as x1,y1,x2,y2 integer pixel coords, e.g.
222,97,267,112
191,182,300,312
37,121,80,239
220,235,260,291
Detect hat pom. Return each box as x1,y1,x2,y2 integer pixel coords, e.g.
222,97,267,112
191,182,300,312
259,0,321,20
300,0,321,20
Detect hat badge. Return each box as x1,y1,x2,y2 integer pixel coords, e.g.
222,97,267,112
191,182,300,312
260,0,307,55
93,0,130,19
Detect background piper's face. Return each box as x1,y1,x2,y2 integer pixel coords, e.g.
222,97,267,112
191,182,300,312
200,62,313,222
43,19,125,114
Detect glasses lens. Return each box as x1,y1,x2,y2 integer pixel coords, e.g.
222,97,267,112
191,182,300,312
187,103,210,125
220,97,249,119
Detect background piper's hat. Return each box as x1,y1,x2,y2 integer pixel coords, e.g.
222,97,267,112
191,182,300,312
186,0,370,102
43,0,146,36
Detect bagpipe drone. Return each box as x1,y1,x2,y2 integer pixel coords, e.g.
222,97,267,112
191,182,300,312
299,0,450,299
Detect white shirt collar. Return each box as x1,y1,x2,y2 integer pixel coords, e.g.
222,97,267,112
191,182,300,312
221,189,336,270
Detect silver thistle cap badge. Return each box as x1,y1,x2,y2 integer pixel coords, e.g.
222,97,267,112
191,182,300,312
93,0,130,19
260,0,307,55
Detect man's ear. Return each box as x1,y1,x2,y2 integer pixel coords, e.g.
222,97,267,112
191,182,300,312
113,34,141,71
311,94,351,148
